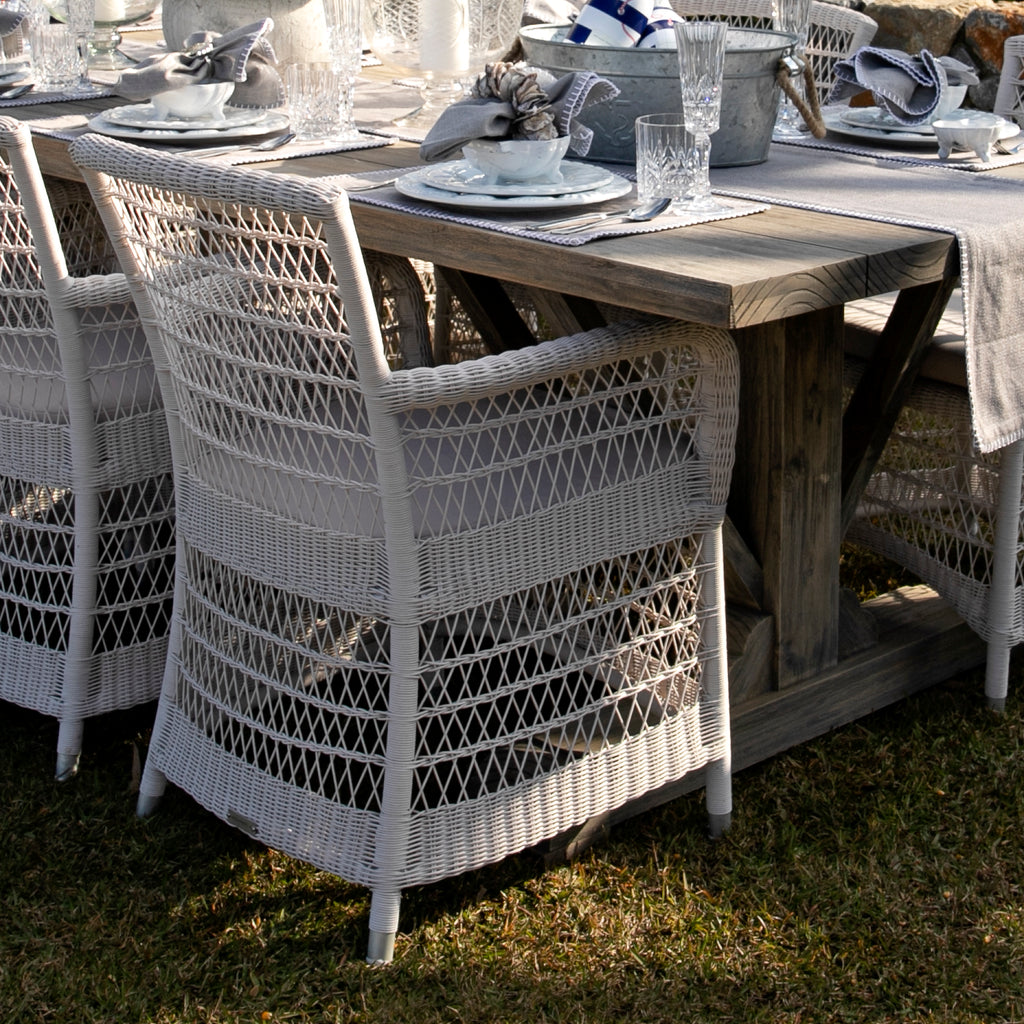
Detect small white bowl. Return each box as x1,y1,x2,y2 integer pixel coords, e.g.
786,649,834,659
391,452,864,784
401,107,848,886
933,111,1004,163
461,136,572,185
930,83,968,122
150,82,235,122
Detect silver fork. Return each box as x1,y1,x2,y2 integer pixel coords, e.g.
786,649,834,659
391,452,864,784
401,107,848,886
345,175,402,191
190,131,296,159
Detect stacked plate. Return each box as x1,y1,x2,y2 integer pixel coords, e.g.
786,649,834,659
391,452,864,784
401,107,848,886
0,65,29,88
89,101,290,144
824,105,1021,148
395,159,633,212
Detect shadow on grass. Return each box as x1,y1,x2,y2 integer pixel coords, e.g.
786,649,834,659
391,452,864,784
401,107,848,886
3,665,1024,1023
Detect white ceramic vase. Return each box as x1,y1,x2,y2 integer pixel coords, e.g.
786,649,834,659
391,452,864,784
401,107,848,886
161,0,332,65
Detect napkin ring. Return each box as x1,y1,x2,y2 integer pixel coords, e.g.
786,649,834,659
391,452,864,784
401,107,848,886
183,41,215,59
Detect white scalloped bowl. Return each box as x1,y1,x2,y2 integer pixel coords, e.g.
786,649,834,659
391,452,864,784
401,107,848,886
933,111,1003,163
150,82,235,121
461,136,571,184
929,84,968,122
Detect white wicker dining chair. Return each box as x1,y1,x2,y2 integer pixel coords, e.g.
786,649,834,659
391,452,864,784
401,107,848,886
994,35,1024,128
71,132,740,964
0,117,174,779
844,291,1024,711
671,0,877,104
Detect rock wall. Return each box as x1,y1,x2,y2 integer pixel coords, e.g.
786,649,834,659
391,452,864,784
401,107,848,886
853,0,1024,108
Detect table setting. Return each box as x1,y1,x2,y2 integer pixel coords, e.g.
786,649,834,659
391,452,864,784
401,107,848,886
17,16,398,163
781,45,1024,171
344,20,769,244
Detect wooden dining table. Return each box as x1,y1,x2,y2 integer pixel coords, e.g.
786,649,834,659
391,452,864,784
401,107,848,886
15,62,1013,842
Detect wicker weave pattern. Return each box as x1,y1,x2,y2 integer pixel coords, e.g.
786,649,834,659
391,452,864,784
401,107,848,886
673,0,877,102
995,35,1024,128
0,119,174,778
845,293,1024,709
71,133,739,961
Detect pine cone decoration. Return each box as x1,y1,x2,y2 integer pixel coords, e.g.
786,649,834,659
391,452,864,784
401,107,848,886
472,61,559,141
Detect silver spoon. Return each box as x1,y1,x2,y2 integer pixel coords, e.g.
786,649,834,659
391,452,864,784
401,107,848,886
536,196,672,233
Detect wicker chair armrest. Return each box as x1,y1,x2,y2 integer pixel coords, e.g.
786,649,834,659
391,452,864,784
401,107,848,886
60,272,134,310
380,317,716,412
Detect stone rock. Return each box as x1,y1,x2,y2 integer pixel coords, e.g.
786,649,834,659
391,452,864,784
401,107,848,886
962,3,1024,73
863,0,978,54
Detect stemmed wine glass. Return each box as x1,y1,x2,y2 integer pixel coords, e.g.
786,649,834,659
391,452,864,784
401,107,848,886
772,0,812,139
674,18,729,213
322,0,364,141
64,0,103,95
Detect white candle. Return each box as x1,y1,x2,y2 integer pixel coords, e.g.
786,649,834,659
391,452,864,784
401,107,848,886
419,0,469,77
94,0,128,23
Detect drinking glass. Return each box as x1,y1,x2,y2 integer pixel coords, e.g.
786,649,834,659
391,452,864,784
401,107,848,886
772,0,812,139
286,62,347,140
322,0,364,141
635,113,694,211
29,22,80,92
63,0,102,95
674,19,728,212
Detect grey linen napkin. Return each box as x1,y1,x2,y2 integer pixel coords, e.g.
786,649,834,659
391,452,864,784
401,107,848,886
828,47,979,126
420,69,619,162
0,7,26,37
115,19,284,109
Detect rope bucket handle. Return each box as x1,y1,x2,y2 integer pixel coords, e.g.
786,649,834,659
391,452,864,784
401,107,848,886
776,54,827,139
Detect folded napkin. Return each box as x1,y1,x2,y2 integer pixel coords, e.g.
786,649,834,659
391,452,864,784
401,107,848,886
420,63,619,162
828,47,979,126
115,19,285,108
566,0,681,48
0,7,26,38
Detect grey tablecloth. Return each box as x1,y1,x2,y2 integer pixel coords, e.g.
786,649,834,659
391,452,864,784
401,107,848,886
711,143,1024,454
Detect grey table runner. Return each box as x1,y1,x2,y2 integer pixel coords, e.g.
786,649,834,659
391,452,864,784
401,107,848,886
711,143,1024,454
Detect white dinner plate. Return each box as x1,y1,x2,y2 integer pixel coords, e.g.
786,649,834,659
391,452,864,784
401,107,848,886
824,109,1020,147
840,106,941,135
88,110,291,144
395,166,633,211
0,66,29,86
103,102,268,132
420,159,615,197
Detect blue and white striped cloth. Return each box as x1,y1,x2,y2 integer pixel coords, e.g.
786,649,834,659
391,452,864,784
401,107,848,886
566,0,681,48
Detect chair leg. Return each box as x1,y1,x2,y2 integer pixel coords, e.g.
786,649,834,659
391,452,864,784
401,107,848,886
55,718,83,781
706,757,732,839
366,890,401,964
136,763,168,817
984,439,1024,711
701,524,732,838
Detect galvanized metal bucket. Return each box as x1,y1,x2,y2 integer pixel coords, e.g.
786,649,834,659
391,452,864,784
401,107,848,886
519,24,797,167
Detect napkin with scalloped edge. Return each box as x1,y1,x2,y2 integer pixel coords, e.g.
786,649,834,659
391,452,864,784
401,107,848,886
0,7,26,38
827,47,979,126
114,18,284,109
420,67,619,162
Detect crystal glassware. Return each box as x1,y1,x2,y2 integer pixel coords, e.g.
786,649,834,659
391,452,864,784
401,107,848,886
674,18,729,213
322,0,364,141
366,0,523,129
772,0,812,140
635,113,694,212
45,0,159,70
62,0,103,94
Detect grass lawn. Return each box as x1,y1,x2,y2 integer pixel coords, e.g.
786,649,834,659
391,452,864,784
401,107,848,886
3,557,1023,1022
